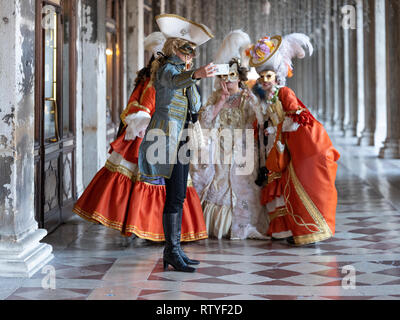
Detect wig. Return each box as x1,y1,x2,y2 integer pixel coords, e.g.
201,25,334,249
150,37,196,82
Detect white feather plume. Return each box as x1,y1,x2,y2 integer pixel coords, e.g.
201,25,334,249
144,32,166,56
280,33,314,69
214,30,251,66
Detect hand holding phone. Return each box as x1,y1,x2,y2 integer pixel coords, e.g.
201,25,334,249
214,64,230,76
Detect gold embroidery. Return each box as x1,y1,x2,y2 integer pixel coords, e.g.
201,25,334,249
73,206,208,242
269,99,285,126
120,101,151,125
269,207,288,221
104,160,138,181
268,172,282,184
173,93,188,103
171,98,187,109
175,70,196,88
139,80,153,105
286,162,333,245
170,113,185,121
170,106,186,115
285,108,307,115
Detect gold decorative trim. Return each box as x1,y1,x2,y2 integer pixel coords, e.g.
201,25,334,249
268,207,288,222
170,113,185,121
170,105,187,115
120,101,151,125
105,160,138,181
173,93,188,103
174,70,196,87
73,206,208,242
139,80,153,105
285,108,307,115
268,172,282,184
286,162,333,245
155,14,215,39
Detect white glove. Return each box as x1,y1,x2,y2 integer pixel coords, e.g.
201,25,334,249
124,111,151,141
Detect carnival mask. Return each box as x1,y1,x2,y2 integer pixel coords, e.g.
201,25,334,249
259,70,277,84
218,63,240,83
178,42,197,57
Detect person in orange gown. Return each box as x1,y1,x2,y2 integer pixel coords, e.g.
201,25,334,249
72,32,208,242
247,34,340,246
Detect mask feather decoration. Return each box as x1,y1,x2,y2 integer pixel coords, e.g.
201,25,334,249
213,29,251,89
280,33,314,69
272,33,313,86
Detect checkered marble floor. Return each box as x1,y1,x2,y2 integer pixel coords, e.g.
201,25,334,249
2,131,400,300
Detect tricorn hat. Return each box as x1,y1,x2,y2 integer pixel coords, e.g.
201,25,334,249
156,14,214,47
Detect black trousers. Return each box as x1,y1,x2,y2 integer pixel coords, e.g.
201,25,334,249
163,124,190,215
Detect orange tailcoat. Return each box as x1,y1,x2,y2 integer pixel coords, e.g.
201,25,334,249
261,87,340,245
73,78,208,241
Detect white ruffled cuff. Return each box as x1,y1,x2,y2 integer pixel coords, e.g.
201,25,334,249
282,117,300,133
124,111,151,140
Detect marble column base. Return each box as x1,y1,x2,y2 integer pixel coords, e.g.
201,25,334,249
344,126,357,138
333,120,344,132
379,139,400,159
0,229,54,278
358,131,375,147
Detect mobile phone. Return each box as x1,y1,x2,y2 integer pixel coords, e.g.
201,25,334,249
214,64,230,76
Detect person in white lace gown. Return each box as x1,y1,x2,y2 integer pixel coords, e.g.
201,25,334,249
191,44,269,239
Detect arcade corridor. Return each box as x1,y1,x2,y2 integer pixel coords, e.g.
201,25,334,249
2,130,400,300
1,0,400,301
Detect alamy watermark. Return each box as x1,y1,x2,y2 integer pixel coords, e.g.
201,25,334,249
41,265,56,290
341,5,357,30
341,265,356,290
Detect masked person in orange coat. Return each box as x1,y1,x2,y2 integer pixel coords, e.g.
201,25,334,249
248,34,340,246
72,32,208,243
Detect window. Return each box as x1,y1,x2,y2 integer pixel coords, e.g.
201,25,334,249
35,0,77,232
106,0,123,130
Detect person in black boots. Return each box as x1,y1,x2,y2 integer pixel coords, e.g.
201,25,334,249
138,14,216,272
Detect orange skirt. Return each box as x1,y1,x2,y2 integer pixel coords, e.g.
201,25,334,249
261,120,340,245
73,155,208,242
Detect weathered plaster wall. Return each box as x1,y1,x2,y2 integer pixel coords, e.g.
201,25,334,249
0,0,37,239
80,0,107,187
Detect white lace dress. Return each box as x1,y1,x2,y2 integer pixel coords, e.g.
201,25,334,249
190,89,269,240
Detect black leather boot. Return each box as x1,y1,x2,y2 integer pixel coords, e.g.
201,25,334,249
163,212,196,273
177,209,200,265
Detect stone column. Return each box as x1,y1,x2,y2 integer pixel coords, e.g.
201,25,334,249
324,0,332,125
126,0,144,93
345,0,358,137
121,0,128,109
379,0,400,158
331,0,341,130
358,0,376,146
374,0,388,149
0,0,53,277
81,0,108,187
342,15,352,137
356,0,365,138
337,0,346,133
75,0,85,196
